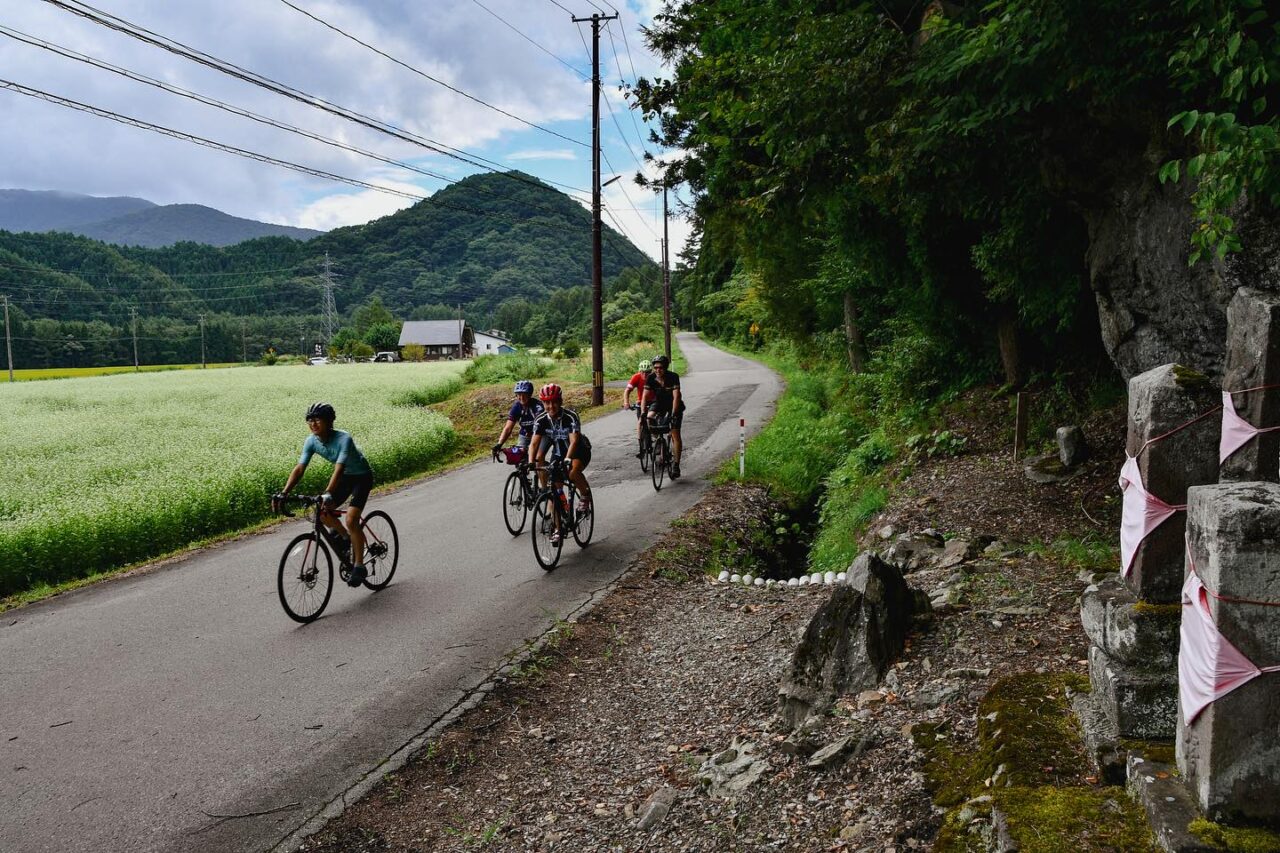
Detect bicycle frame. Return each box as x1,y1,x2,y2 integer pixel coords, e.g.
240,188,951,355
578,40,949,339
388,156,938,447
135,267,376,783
288,496,387,568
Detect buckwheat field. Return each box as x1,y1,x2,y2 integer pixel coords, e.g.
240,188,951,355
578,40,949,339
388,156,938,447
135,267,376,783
0,363,465,596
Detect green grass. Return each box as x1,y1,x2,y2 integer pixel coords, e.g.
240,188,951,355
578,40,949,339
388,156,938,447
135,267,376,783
0,362,243,381
461,351,551,385
0,361,468,597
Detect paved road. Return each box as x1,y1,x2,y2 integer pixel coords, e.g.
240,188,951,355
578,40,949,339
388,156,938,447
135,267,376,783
0,334,780,853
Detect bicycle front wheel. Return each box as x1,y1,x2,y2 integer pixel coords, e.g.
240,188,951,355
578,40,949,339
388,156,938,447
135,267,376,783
572,491,594,548
278,533,333,623
651,438,666,492
639,431,651,473
502,470,528,536
531,493,563,571
360,510,399,590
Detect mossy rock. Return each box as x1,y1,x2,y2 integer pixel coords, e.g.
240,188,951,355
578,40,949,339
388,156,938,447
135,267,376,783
1117,739,1176,766
1172,364,1213,390
1189,818,1280,853
975,672,1093,788
995,787,1160,852
914,673,1092,806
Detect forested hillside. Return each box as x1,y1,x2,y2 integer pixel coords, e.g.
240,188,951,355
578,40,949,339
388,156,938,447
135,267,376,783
0,172,657,367
639,0,1279,386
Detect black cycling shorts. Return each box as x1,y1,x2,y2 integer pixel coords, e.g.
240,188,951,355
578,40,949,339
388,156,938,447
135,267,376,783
329,472,374,509
650,408,684,431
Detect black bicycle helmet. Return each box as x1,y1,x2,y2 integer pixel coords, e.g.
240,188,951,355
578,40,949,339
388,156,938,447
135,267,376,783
652,354,671,367
305,401,336,422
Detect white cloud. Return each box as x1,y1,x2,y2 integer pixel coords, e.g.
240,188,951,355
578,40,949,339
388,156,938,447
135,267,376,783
508,149,577,161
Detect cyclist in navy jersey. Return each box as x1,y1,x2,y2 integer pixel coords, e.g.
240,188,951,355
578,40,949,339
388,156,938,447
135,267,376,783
493,380,544,461
644,354,685,479
275,401,374,586
529,383,592,543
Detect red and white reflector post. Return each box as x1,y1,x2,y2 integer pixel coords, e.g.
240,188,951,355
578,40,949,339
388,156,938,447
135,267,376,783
739,417,746,479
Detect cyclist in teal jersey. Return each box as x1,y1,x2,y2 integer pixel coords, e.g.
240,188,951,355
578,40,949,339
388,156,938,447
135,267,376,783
275,401,375,586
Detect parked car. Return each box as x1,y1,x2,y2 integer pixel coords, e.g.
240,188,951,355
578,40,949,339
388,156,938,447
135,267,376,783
307,356,330,366
371,351,400,363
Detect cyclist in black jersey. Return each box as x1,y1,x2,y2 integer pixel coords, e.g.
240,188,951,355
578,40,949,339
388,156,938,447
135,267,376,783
529,383,592,543
644,354,685,479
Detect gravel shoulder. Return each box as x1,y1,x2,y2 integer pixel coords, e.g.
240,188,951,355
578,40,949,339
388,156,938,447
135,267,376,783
297,390,1125,852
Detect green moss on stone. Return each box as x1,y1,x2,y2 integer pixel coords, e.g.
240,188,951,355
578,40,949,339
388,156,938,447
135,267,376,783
913,722,984,807
995,787,1161,852
934,797,994,852
1172,365,1212,390
1189,818,1280,852
1117,739,1177,766
1132,601,1182,620
975,673,1093,788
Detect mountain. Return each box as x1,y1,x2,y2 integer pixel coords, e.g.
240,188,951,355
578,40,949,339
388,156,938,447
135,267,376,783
75,204,322,248
0,189,155,232
0,171,656,323
0,189,321,247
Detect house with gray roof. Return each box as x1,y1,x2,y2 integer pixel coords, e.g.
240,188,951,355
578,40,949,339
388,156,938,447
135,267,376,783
397,320,474,360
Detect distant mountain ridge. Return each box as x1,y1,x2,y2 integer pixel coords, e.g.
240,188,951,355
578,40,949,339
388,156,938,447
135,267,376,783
0,189,322,247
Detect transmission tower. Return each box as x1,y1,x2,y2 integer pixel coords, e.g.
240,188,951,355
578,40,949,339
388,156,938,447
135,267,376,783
320,252,339,346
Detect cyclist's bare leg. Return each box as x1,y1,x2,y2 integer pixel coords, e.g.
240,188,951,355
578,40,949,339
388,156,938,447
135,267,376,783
569,459,592,506
319,506,348,539
345,504,366,565
672,429,682,463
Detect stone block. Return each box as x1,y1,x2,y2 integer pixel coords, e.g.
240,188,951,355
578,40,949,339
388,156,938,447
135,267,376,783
1221,288,1280,483
1080,577,1181,669
1057,424,1090,468
1177,482,1280,823
1089,645,1177,739
1126,754,1218,853
1124,364,1220,603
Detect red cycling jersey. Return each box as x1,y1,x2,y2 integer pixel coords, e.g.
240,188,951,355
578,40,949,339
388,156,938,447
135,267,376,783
626,371,648,404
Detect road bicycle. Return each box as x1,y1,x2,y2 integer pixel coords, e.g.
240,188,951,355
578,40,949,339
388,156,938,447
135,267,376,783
494,446,536,535
628,404,653,473
530,459,594,571
272,494,399,623
647,412,674,491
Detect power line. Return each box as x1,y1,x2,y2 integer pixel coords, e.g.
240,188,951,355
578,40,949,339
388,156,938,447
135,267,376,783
0,25,598,218
466,0,591,82
0,79,431,202
604,21,653,160
41,0,590,197
279,0,589,146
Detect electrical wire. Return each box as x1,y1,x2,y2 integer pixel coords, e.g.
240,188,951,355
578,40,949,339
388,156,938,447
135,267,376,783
464,0,590,82
40,0,590,197
279,0,589,145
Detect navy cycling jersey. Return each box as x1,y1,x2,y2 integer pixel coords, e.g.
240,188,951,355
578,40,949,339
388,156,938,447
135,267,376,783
533,408,590,459
507,399,546,437
645,370,686,413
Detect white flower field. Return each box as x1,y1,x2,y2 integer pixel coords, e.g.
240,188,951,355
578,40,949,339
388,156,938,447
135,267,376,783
0,362,466,596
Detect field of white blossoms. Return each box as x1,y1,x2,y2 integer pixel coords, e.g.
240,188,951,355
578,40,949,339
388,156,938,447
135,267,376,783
0,362,465,596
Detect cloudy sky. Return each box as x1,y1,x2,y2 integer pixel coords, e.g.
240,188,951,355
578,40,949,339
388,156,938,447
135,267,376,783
0,0,689,261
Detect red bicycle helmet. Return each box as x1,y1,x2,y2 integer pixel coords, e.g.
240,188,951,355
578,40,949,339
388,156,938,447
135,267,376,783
538,382,563,401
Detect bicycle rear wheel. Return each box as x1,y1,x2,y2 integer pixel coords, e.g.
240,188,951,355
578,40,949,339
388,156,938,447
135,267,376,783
651,438,666,491
502,470,528,536
278,533,333,623
572,489,594,547
360,510,399,590
531,493,563,571
639,430,651,473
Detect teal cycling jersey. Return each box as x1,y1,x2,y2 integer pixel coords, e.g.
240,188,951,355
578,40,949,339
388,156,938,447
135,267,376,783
299,429,372,476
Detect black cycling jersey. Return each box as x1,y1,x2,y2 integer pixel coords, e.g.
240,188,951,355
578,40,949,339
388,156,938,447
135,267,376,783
533,408,591,460
645,370,686,413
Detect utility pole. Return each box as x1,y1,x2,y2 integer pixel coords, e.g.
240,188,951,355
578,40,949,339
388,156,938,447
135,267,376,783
572,10,618,406
456,304,464,360
320,252,338,349
130,306,139,371
198,313,206,368
2,294,13,382
662,183,671,360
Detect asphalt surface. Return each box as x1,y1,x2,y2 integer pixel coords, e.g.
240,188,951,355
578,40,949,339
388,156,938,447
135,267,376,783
0,333,780,853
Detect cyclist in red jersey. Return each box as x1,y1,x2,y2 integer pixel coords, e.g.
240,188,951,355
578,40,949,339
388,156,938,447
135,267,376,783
622,358,652,457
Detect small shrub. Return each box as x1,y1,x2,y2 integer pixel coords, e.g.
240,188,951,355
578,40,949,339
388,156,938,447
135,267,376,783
561,340,582,359
401,344,426,362
462,352,549,385
905,429,968,460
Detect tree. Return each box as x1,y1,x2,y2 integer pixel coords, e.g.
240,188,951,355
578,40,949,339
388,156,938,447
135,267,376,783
363,321,401,352
353,296,395,333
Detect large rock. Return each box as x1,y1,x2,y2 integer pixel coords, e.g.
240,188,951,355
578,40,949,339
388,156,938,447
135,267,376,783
1123,364,1220,603
778,553,921,728
1177,482,1280,823
1220,288,1280,483
1057,425,1090,468
1088,645,1177,740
